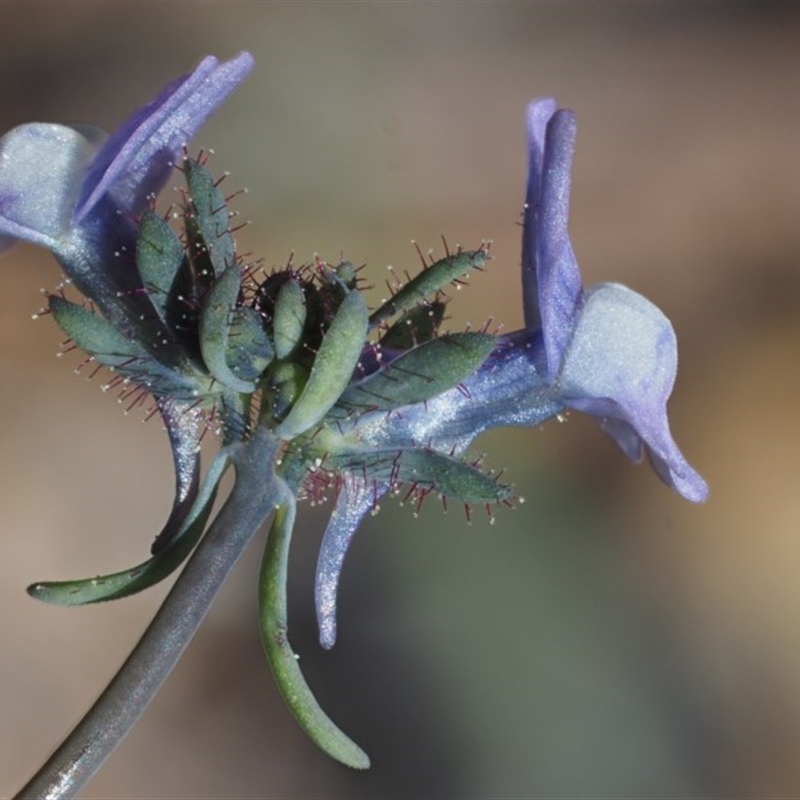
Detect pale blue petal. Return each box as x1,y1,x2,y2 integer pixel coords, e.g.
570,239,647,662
0,123,99,249
557,282,708,502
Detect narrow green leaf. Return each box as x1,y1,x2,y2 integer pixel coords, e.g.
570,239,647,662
276,290,368,439
338,332,495,411
50,296,214,400
27,448,233,605
50,296,145,367
369,248,487,328
378,301,446,349
136,210,185,321
184,158,236,278
259,495,371,769
328,447,511,504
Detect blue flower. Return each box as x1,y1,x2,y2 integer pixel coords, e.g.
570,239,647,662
0,52,254,550
313,97,708,649
518,98,707,502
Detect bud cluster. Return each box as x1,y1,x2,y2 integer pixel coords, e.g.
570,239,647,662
46,156,511,556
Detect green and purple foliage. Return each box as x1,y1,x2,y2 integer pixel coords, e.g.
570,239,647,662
0,52,707,795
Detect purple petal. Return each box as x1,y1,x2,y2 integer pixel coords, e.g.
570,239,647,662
315,475,387,649
536,109,584,380
557,282,708,502
521,97,557,330
76,52,254,221
599,416,708,502
0,123,102,250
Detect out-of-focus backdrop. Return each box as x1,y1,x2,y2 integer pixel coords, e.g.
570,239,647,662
1,3,799,797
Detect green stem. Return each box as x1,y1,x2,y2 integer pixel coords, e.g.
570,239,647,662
258,488,371,769
15,427,281,800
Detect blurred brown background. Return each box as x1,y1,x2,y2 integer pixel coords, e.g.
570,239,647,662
1,2,799,797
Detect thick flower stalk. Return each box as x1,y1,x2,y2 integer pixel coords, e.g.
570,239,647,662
0,52,706,798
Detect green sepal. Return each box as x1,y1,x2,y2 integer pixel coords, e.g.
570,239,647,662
26,447,234,605
369,248,487,328
225,306,273,384
338,332,495,411
136,209,203,360
49,296,211,400
135,210,203,360
183,158,236,279
327,447,511,504
199,265,255,393
318,260,358,312
50,295,145,367
276,290,368,439
272,277,307,360
136,209,186,322
378,301,446,349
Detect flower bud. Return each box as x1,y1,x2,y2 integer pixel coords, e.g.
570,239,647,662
276,289,368,439
272,277,307,360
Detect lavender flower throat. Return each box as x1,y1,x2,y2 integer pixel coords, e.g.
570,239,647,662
0,52,707,796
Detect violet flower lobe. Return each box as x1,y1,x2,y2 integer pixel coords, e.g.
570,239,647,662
311,97,707,651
